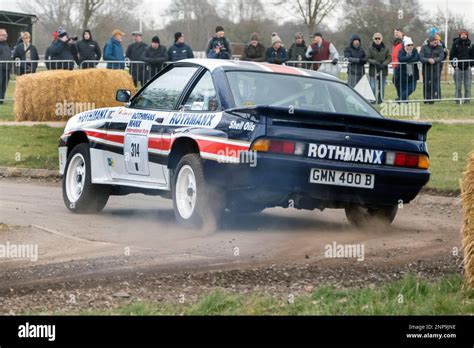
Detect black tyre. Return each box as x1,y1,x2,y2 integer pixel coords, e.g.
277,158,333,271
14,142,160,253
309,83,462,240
345,204,398,228
62,143,110,214
172,154,224,231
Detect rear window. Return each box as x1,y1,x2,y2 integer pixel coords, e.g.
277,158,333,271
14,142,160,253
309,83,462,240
226,71,380,118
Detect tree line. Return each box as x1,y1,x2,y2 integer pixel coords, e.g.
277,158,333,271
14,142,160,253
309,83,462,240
23,0,473,55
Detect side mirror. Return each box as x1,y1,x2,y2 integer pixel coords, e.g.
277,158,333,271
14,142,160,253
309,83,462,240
116,89,131,103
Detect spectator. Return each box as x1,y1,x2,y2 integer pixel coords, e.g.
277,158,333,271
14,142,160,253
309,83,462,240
13,31,39,75
392,28,405,99
366,32,391,103
305,32,339,72
208,40,231,59
425,28,447,99
141,36,167,84
449,29,473,104
104,29,125,69
49,28,77,70
168,32,194,62
126,31,148,87
45,31,58,70
241,32,265,62
344,34,367,87
14,31,24,47
206,26,232,59
265,35,288,65
396,37,420,102
76,30,101,69
426,28,447,59
0,28,11,104
420,33,444,103
288,32,307,68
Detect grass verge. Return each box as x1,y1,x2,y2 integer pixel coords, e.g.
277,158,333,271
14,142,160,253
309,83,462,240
0,102,14,122
427,123,474,192
0,125,63,170
74,275,473,315
375,81,473,120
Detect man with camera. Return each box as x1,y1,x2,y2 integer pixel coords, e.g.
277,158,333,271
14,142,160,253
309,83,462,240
206,26,232,60
49,28,78,70
208,41,231,59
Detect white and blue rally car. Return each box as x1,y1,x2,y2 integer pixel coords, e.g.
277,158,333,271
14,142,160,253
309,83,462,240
59,59,431,229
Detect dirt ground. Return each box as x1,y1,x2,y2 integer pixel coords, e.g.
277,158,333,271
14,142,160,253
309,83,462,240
0,178,464,314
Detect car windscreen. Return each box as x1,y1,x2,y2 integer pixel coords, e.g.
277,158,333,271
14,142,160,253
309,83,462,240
225,71,381,118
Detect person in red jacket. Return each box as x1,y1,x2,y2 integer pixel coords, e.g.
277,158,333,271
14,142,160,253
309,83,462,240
392,28,405,99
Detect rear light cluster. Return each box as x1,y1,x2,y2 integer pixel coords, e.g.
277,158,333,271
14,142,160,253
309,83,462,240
252,139,306,156
251,139,430,170
386,151,430,169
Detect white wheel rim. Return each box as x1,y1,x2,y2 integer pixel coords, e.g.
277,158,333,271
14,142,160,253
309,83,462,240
175,165,197,220
66,153,86,204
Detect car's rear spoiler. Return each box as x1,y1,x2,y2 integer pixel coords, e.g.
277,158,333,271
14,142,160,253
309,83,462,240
226,105,432,141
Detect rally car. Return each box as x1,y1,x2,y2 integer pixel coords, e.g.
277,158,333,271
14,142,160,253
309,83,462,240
59,59,431,229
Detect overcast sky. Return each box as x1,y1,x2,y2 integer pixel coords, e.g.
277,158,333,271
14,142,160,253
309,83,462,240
1,0,473,29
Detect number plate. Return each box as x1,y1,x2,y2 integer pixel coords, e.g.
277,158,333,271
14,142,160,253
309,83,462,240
124,134,150,176
310,169,374,189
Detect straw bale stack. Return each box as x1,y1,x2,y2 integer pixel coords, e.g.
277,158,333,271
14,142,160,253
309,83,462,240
462,151,474,289
14,69,136,121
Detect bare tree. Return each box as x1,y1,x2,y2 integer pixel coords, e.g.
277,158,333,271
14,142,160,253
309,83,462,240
333,0,427,52
274,0,341,36
427,8,473,45
25,0,79,33
222,0,266,23
165,0,221,50
167,0,218,21
23,0,140,53
82,0,106,29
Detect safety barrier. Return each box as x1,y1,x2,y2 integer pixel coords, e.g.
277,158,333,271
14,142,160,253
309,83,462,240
1,59,77,102
1,58,473,104
287,59,474,104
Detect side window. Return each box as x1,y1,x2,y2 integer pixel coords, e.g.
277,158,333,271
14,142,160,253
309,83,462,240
182,71,220,111
133,67,198,110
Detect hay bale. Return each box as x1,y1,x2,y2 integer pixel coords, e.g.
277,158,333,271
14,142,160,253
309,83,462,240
14,69,136,122
462,151,474,289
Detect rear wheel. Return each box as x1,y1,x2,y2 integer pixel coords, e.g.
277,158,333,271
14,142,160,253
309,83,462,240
172,154,224,231
345,204,398,228
63,143,110,214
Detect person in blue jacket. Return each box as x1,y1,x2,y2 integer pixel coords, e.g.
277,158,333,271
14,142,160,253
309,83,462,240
395,37,420,102
168,32,194,62
265,35,288,65
104,29,125,69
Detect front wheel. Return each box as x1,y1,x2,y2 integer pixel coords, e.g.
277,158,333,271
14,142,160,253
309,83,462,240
172,154,224,231
345,204,398,228
63,143,110,214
